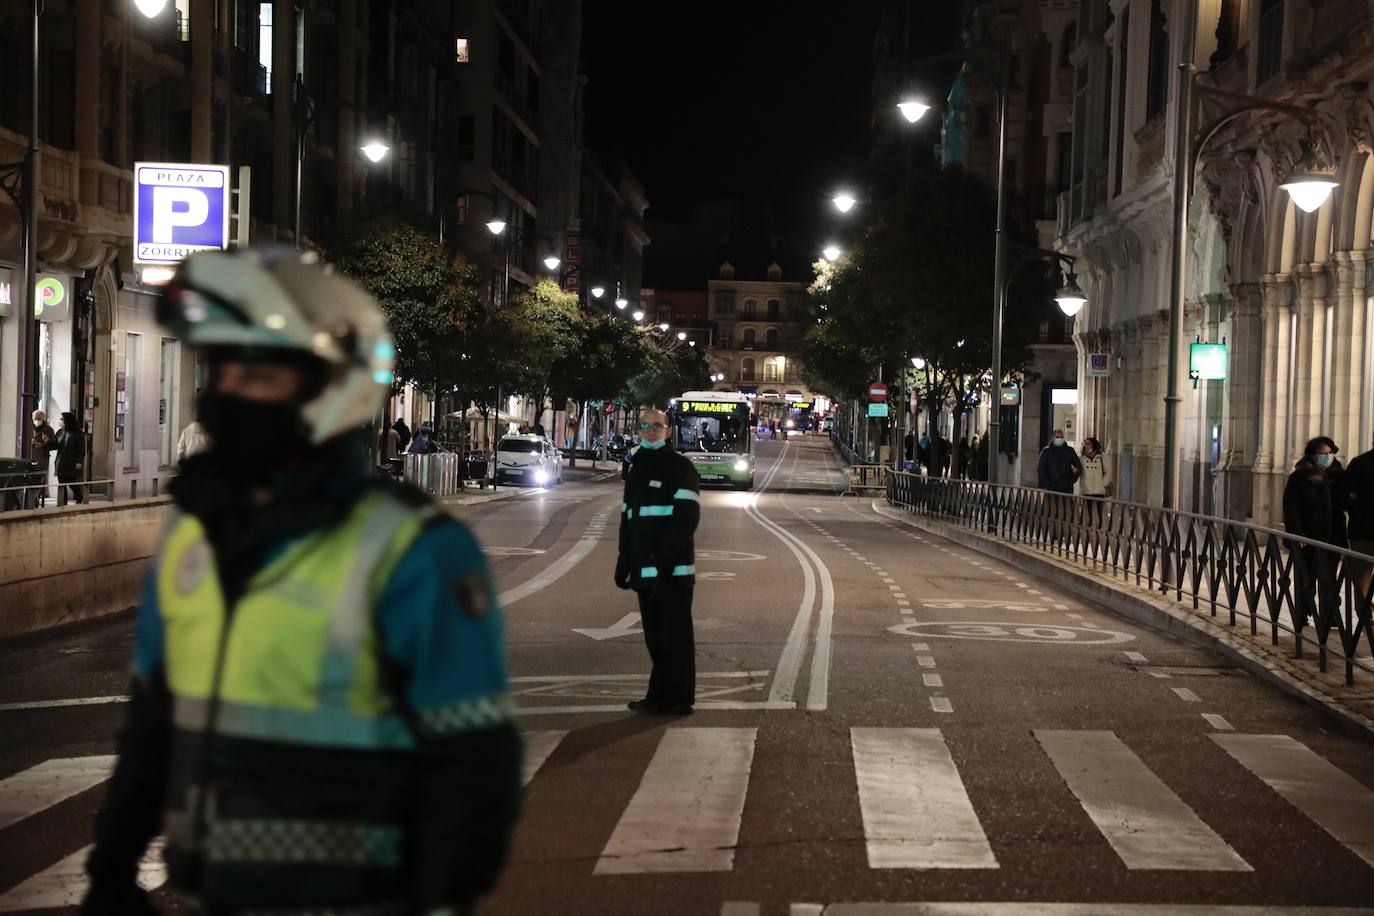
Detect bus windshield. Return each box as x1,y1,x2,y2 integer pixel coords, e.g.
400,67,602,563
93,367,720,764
675,413,748,454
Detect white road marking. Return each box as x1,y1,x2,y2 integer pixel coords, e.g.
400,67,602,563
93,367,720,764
1212,733,1374,867
497,511,612,608
789,905,824,916
850,728,997,869
596,727,756,874
571,612,642,641
930,697,954,714
0,696,130,712
522,730,567,785
911,643,930,651
916,656,937,668
922,674,944,688
516,700,794,715
1172,688,1202,703
1035,730,1250,871
511,671,770,683
1202,714,1234,731
0,840,166,912
0,756,116,831
720,903,760,916
1124,651,1149,663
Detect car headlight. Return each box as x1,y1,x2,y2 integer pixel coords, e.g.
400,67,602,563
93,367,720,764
733,459,749,472
533,468,550,484
785,419,795,428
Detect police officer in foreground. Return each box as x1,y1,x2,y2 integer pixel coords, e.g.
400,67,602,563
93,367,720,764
81,249,521,916
615,408,701,715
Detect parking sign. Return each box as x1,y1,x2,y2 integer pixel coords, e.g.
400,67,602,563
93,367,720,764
134,162,231,265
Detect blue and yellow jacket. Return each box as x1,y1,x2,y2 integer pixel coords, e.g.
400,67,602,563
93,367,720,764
87,479,521,912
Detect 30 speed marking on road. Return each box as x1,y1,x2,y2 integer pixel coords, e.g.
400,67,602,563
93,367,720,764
920,599,1048,613
887,620,1135,645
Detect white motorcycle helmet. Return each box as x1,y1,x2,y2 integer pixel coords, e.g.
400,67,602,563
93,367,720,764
159,247,395,444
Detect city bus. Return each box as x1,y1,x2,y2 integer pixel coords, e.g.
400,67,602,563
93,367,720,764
668,391,755,490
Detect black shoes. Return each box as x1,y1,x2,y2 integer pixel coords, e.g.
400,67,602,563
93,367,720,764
627,699,694,716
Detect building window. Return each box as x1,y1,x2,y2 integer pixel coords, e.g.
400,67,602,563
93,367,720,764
975,106,992,139
457,114,474,160
1113,6,1130,195
742,358,755,381
1145,0,1169,120
767,299,780,320
1061,24,1076,66
1008,54,1021,91
258,3,273,95
766,328,778,350
742,328,756,349
717,291,736,314
767,263,782,280
1257,0,1283,83
764,359,781,382
455,38,470,63
743,298,756,318
175,0,190,40
720,335,732,349
124,333,141,465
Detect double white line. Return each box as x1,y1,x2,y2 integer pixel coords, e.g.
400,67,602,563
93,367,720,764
747,443,837,711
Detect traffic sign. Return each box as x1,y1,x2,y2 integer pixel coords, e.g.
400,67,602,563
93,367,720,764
134,162,232,265
867,402,889,418
868,380,889,402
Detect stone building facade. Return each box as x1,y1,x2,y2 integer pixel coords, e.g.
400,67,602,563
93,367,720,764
1060,0,1374,524
705,262,817,410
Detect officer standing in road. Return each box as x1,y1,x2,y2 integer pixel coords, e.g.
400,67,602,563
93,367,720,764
81,249,521,916
615,407,701,715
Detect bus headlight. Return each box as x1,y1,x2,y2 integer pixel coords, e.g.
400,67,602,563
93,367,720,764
733,459,749,472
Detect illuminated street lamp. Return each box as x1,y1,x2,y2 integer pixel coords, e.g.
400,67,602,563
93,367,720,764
1280,168,1339,213
1054,273,1087,317
911,357,926,370
360,141,390,163
591,285,606,299
631,309,645,322
832,192,857,214
897,98,932,123
485,219,507,236
658,322,670,332
543,255,561,271
821,244,842,262
677,331,687,341
615,296,629,310
134,0,168,17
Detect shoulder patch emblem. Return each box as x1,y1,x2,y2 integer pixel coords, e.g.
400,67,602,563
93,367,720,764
175,541,212,595
453,574,492,618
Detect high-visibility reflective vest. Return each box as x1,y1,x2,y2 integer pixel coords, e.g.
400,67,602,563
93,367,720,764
155,490,432,909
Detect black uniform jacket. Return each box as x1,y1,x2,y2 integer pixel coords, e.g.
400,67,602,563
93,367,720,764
616,444,701,590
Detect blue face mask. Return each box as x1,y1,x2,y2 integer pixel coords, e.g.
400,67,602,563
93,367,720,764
640,438,666,450
1315,453,1333,469
1052,437,1066,447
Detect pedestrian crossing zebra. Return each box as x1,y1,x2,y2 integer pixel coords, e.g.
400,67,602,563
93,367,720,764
2,727,1373,910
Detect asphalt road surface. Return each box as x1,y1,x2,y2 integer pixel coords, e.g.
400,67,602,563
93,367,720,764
2,435,1373,915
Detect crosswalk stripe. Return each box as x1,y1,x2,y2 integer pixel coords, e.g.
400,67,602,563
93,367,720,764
0,756,116,831
850,728,997,869
0,840,166,913
1212,733,1374,867
595,727,756,874
1035,730,1250,871
522,730,567,786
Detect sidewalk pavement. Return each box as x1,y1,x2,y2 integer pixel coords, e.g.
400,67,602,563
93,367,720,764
873,499,1374,739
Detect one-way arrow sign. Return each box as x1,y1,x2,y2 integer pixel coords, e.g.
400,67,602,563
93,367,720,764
572,612,642,641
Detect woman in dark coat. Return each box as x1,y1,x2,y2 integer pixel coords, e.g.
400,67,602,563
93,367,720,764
1283,436,1346,624
54,411,85,505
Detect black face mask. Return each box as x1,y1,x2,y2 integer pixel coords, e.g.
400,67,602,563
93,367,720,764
196,391,311,472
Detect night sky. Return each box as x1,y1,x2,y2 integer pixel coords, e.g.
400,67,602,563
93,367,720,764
581,2,962,288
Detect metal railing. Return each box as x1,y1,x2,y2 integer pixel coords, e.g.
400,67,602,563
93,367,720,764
403,453,466,498
0,475,179,511
887,473,1374,686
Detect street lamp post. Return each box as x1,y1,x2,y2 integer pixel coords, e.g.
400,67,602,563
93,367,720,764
1159,5,1336,509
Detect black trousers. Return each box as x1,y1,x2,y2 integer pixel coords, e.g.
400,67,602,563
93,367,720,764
636,579,696,707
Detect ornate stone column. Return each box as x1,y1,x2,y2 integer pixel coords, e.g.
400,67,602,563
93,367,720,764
1332,251,1363,452
1292,265,1325,455
1254,274,1295,526
1120,318,1143,502
1220,284,1263,521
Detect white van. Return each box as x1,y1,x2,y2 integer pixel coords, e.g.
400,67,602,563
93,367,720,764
494,435,563,486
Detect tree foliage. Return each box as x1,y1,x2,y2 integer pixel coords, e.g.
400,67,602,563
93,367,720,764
620,337,712,409
803,167,1052,413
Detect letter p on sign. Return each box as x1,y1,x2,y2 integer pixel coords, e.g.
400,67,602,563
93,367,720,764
151,187,210,243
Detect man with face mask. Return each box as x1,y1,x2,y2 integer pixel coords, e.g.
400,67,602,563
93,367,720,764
31,410,56,505
1036,427,1082,494
81,248,521,916
615,407,701,715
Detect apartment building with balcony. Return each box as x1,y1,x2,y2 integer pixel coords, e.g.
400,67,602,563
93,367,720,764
0,0,464,494
705,261,815,408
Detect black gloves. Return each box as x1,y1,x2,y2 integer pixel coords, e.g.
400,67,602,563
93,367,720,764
614,557,632,590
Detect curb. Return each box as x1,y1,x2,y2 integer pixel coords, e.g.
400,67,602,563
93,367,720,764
870,500,1374,740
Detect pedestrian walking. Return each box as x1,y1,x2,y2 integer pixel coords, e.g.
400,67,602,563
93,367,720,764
55,412,85,505
391,416,412,455
175,418,210,463
1338,431,1374,610
1284,436,1348,626
407,423,431,454
1078,436,1110,527
615,407,701,715
955,436,971,479
80,248,521,916
1036,428,1082,493
31,410,56,505
918,432,930,473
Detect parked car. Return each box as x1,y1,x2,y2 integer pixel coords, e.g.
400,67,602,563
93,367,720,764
494,435,563,486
